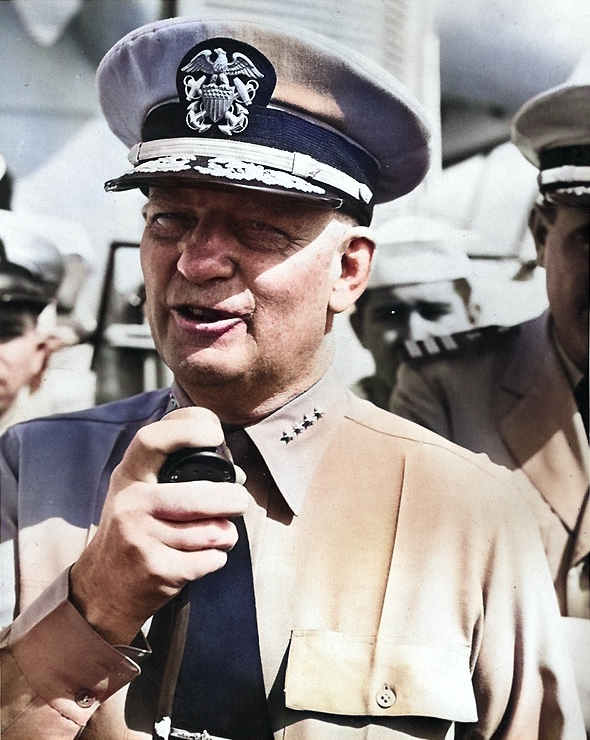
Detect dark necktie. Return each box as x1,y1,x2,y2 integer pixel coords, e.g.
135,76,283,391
574,374,589,441
169,428,273,740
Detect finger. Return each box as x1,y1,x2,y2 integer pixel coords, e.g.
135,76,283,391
155,516,240,552
154,547,231,588
160,405,223,431
148,482,250,522
234,464,247,485
118,407,225,482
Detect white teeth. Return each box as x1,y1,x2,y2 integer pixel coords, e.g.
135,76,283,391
185,306,215,319
178,305,248,321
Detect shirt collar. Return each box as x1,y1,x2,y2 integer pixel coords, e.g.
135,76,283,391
170,367,347,515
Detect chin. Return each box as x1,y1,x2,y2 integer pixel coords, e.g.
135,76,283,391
171,351,247,387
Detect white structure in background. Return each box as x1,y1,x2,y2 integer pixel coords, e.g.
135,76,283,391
421,143,548,327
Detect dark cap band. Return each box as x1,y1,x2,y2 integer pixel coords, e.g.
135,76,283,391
536,144,590,202
539,145,590,170
511,81,590,204
106,103,379,224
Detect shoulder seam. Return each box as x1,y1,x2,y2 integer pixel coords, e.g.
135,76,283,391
344,412,506,483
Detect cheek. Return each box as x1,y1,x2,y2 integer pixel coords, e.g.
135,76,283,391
437,312,467,333
255,249,335,313
0,339,35,369
139,247,155,297
544,254,575,305
140,250,160,289
0,350,34,387
381,327,401,347
141,239,177,281
140,246,177,310
254,284,314,330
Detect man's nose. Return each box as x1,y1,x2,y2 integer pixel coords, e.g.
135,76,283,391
176,219,237,283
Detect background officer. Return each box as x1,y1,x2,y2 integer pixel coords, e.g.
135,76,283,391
391,75,590,731
350,215,479,407
0,209,64,432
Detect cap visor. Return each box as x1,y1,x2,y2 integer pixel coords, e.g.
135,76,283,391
105,158,344,211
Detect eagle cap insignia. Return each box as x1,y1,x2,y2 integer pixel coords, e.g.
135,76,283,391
176,37,276,136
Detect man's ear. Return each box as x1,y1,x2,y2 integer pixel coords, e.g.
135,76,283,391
329,227,375,314
528,204,549,267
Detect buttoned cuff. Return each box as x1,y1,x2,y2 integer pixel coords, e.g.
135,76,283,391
5,568,142,726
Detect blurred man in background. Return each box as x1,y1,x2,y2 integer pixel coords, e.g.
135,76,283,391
1,152,96,345
391,78,590,731
0,209,65,433
350,215,479,407
29,212,97,345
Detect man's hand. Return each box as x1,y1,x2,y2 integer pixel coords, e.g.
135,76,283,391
69,407,249,645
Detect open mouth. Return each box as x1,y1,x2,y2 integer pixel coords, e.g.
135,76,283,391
172,304,252,335
177,306,235,322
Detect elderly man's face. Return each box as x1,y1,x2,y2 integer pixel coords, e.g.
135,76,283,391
140,186,369,411
0,311,47,417
352,281,474,387
533,204,589,372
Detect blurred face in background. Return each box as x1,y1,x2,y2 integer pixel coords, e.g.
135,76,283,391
352,279,476,388
0,307,48,417
531,203,589,372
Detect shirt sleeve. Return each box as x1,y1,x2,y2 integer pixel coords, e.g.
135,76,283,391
1,568,142,739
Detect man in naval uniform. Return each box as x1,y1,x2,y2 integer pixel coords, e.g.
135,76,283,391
350,215,479,408
0,17,585,740
0,210,65,433
391,79,590,730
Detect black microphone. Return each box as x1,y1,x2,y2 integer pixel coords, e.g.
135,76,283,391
158,444,236,483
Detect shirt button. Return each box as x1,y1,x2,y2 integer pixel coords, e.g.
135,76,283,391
75,689,95,708
376,685,396,709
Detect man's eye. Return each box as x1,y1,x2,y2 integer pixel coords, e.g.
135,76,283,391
244,219,273,233
418,303,451,321
371,306,406,323
570,227,590,254
146,212,194,237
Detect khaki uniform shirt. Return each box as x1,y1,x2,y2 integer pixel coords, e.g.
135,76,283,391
1,368,585,739
391,310,590,730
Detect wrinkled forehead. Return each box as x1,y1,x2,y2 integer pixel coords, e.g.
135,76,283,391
141,183,356,242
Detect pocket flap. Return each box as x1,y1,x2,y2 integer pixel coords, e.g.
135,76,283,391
285,630,477,722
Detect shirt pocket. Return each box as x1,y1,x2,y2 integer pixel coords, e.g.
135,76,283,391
284,629,477,723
